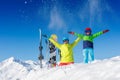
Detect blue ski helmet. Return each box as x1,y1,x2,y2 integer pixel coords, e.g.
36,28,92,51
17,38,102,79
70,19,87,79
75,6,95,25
63,37,69,42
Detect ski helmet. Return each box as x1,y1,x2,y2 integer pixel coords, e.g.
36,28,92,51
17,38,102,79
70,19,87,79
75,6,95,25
63,37,69,42
85,27,92,33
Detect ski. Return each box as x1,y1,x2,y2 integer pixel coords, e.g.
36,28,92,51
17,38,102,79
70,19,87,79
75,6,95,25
38,29,44,68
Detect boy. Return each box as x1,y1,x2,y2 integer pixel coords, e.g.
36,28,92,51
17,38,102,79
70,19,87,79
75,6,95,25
68,27,109,63
49,36,80,66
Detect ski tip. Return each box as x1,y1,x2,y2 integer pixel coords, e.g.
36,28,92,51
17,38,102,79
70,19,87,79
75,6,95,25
39,29,41,31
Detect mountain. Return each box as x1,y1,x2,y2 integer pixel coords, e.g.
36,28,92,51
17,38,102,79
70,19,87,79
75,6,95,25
0,56,120,80
0,57,39,80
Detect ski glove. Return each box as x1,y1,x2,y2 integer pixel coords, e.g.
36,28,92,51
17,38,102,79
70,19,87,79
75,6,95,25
68,31,75,35
103,30,109,34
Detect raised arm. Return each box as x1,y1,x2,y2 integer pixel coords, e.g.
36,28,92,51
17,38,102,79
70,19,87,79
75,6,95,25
68,31,83,39
71,37,81,48
49,38,61,49
92,29,109,38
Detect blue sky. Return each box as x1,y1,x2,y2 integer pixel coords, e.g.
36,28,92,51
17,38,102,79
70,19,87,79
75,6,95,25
0,0,120,62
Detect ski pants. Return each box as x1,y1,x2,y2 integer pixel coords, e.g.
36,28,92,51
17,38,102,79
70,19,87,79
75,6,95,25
83,48,94,63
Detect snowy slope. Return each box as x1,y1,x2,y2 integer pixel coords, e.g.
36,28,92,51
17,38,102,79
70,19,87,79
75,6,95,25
0,56,120,80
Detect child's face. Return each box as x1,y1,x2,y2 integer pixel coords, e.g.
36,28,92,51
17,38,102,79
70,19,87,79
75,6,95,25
63,40,69,44
86,32,91,35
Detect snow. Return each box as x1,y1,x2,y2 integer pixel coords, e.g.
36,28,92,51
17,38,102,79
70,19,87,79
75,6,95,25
0,56,120,80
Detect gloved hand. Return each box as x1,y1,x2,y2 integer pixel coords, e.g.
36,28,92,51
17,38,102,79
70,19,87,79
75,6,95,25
103,30,109,33
50,34,57,41
68,31,74,35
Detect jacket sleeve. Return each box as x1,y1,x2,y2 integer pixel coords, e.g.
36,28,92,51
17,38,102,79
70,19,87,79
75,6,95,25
71,37,81,48
49,38,61,49
74,33,83,39
92,31,103,38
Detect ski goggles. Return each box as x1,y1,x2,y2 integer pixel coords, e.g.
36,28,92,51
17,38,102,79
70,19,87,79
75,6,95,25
85,30,91,33
63,39,69,42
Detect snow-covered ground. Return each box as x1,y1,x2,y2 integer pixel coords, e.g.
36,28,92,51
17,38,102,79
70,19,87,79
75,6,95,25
0,56,120,80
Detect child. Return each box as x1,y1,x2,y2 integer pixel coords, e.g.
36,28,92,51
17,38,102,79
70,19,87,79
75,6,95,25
68,27,109,63
49,36,80,66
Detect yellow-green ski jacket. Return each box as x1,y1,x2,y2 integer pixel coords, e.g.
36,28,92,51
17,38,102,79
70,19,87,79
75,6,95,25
49,37,80,63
